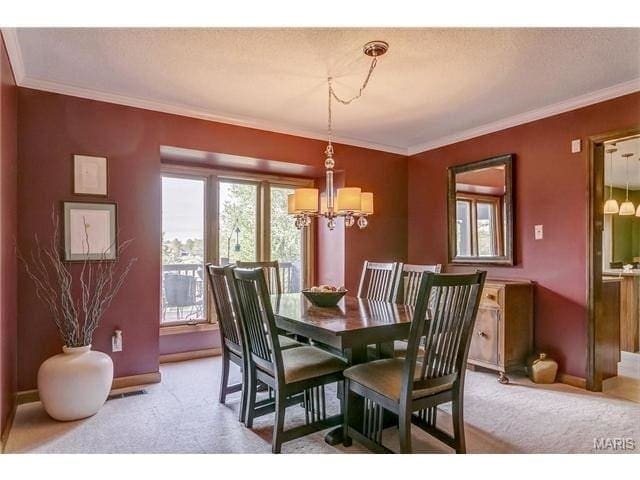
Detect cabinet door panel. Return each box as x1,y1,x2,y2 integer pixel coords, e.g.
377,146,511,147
468,308,499,365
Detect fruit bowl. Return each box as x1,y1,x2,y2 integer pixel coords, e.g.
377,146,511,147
302,289,347,308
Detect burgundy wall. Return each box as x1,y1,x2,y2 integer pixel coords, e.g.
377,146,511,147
408,92,640,378
316,172,345,288
17,88,407,390
0,34,18,437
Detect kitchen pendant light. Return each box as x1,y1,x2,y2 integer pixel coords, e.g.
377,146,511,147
289,40,388,231
604,147,619,214
619,152,635,216
634,156,640,217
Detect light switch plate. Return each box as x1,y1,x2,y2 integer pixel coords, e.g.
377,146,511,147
534,225,543,240
571,139,581,153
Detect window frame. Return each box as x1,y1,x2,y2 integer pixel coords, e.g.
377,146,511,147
456,198,473,257
161,164,315,327
160,172,210,326
455,193,503,258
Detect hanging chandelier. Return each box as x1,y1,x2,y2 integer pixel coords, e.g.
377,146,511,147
288,40,389,231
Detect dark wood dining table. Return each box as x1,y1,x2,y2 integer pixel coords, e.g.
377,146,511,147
272,293,414,445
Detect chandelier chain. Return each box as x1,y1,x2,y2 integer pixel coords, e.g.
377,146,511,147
327,57,379,147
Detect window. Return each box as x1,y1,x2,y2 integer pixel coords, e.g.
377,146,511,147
161,168,313,325
161,175,207,324
476,201,497,257
455,194,502,257
218,180,258,264
456,200,472,256
270,186,305,293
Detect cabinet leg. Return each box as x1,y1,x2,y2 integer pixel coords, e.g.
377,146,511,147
498,372,509,384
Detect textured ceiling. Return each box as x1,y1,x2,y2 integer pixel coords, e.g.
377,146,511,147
9,28,640,153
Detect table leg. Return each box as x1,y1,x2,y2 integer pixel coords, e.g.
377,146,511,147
378,341,394,359
324,345,368,446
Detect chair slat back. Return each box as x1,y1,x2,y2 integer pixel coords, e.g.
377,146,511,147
236,261,282,295
357,261,402,302
402,271,486,401
396,263,442,306
279,261,295,293
205,264,242,350
230,267,284,378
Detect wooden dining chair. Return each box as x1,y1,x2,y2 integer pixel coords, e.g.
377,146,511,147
395,263,442,306
236,261,282,295
392,263,442,358
206,264,247,421
230,267,347,453
206,264,301,424
343,270,487,453
357,261,402,302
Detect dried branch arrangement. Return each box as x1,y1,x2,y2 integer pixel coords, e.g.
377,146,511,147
18,211,137,347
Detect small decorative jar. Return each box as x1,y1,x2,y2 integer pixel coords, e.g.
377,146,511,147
528,353,558,384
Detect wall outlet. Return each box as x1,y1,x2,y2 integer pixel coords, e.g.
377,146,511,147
112,329,123,352
571,139,581,153
534,225,544,240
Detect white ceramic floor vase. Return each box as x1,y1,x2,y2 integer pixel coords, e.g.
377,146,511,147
38,345,114,421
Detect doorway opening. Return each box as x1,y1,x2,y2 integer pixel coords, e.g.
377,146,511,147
588,127,640,395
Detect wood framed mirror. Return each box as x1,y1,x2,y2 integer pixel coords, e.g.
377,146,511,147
447,154,514,265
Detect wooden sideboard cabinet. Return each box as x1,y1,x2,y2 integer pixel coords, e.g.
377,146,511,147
467,279,534,383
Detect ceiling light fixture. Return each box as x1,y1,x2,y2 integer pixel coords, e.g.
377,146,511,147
619,152,635,216
604,147,619,214
288,40,389,231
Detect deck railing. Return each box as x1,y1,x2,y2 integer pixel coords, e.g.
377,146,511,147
161,260,302,323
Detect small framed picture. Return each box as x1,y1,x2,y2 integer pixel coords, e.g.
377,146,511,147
63,202,117,261
73,154,108,196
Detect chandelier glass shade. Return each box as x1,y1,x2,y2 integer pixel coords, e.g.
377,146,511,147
288,41,387,231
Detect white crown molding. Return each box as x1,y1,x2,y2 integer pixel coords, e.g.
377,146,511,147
1,28,25,84
2,25,404,154
407,78,640,156
5,27,639,158
16,76,408,155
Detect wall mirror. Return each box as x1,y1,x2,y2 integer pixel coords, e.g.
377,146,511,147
447,154,514,265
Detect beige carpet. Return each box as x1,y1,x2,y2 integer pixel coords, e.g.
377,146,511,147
5,357,639,454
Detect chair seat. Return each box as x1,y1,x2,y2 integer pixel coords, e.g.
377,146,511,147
226,341,243,356
279,335,303,350
281,346,348,384
344,358,453,401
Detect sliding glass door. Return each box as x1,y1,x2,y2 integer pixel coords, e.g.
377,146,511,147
161,169,312,325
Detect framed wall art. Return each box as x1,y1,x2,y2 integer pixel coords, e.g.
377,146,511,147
73,154,108,196
63,201,117,261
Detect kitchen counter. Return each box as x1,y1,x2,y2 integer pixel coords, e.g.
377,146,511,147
603,269,640,277
602,272,640,352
